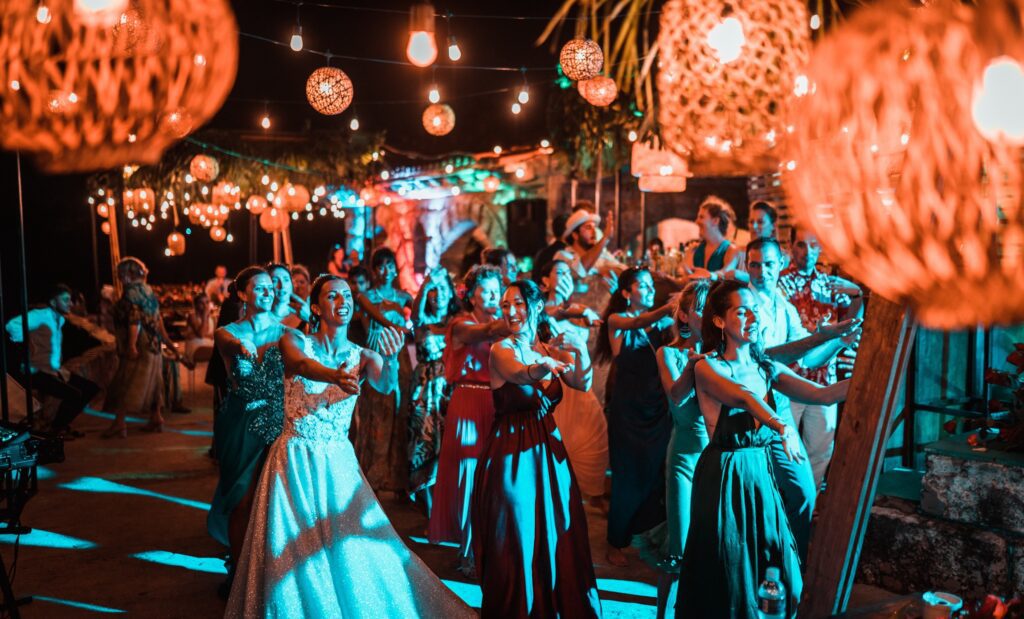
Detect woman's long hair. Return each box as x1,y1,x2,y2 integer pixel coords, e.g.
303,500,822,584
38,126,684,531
308,274,344,332
701,280,775,379
505,279,550,343
595,267,646,364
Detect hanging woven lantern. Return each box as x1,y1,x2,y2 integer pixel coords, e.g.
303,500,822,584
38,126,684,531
212,181,239,207
259,207,290,233
631,141,689,178
167,231,185,255
656,0,810,176
209,225,226,242
100,221,111,235
186,205,203,225
577,76,618,107
559,38,603,81
246,195,268,215
123,187,155,215
0,0,238,172
96,203,110,218
639,175,687,193
305,67,354,115
274,183,311,212
189,155,219,182
783,0,1024,328
422,103,455,136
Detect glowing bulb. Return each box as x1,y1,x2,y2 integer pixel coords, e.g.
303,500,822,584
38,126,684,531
793,75,809,97
451,186,461,195
261,174,270,185
659,165,674,176
515,168,525,179
432,116,442,127
810,14,821,30
9,80,20,91
428,86,440,104
381,170,390,180
73,0,128,25
493,145,502,155
518,88,529,105
627,130,638,142
448,37,462,62
349,117,360,131
260,115,271,130
184,173,193,183
972,56,1024,144
540,139,550,148
36,3,52,24
511,102,522,114
444,164,454,173
407,31,438,67
707,17,745,64
290,27,303,52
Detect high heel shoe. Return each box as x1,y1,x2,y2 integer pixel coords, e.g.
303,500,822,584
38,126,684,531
101,423,128,439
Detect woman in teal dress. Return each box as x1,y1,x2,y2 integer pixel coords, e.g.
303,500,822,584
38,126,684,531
678,281,849,618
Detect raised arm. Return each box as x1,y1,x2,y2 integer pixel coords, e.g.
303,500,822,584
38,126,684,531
354,292,406,332
656,347,700,406
489,340,570,387
607,302,674,333
361,326,403,394
279,330,359,394
773,363,850,405
451,317,510,345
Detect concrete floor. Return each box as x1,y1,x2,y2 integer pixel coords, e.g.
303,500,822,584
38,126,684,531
0,365,898,618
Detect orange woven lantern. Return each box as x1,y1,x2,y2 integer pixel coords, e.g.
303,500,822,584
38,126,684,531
783,0,1024,328
306,67,354,115
189,155,219,182
186,205,203,225
656,0,810,176
259,207,290,233
209,225,226,242
246,195,268,215
100,221,111,235
559,38,603,81
166,231,185,255
577,76,617,107
212,181,239,207
274,183,311,212
422,103,455,136
0,0,238,172
122,187,154,215
631,141,689,178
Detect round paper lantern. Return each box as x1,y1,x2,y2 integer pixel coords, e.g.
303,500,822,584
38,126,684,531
246,195,267,215
209,225,226,242
259,207,289,233
274,183,311,212
577,76,617,107
212,181,239,207
783,0,1024,328
96,203,110,218
639,175,687,193
100,221,111,235
0,0,239,172
186,205,203,225
189,155,219,182
422,103,455,136
656,0,810,176
123,187,155,215
166,231,185,255
305,67,354,115
559,38,603,81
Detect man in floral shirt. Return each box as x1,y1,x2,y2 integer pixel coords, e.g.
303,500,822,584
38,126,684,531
778,229,863,489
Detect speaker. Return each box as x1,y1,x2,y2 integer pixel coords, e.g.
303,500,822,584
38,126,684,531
505,199,547,258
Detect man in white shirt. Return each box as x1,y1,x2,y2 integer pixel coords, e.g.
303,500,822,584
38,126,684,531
205,265,232,306
5,284,99,434
745,238,861,562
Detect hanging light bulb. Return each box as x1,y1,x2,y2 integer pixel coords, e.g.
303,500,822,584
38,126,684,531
511,102,522,114
540,139,550,148
73,0,128,26
972,56,1024,144
707,16,745,64
349,117,360,131
628,130,638,142
407,4,438,67
260,114,271,129
36,2,52,24
518,87,529,105
809,14,821,30
448,36,462,61
428,85,440,103
290,26,303,52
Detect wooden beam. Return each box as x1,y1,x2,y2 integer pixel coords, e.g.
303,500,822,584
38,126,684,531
799,295,917,617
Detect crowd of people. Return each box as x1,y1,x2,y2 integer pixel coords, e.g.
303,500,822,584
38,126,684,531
5,193,865,618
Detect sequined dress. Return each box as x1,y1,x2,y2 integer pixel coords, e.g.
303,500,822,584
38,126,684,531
207,334,284,547
226,336,474,618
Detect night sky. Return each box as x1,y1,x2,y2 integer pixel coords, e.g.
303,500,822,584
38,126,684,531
0,0,570,312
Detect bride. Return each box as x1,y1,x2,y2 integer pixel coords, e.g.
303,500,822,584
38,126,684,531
227,275,473,618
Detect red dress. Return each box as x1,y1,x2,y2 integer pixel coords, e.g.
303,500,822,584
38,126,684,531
428,314,496,554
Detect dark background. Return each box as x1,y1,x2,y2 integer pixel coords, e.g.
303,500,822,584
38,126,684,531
0,0,570,314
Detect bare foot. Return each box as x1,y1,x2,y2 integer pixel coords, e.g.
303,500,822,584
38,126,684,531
606,546,629,567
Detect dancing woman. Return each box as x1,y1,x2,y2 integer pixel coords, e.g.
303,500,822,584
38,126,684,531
596,267,677,567
227,275,473,618
473,279,602,618
678,281,848,618
266,263,310,331
539,259,609,505
428,265,507,575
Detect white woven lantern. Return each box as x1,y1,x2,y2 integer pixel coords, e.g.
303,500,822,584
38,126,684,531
422,103,455,136
783,0,1024,328
559,38,603,81
656,0,810,176
305,67,354,115
0,0,238,172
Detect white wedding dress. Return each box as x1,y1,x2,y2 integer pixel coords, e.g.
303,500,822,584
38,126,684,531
226,337,474,618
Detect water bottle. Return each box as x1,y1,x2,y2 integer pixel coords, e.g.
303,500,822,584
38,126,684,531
757,567,787,619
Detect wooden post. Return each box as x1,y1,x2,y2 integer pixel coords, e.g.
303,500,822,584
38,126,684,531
281,227,294,265
272,231,281,263
799,295,917,617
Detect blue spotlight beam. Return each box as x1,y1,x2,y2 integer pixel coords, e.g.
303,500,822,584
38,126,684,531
132,550,228,575
59,477,211,511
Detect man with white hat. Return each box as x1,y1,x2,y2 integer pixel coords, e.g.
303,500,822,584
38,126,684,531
556,203,625,284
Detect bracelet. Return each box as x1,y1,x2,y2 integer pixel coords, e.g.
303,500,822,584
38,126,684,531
526,364,536,380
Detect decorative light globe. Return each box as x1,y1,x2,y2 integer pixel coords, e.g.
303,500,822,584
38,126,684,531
166,231,185,255
209,225,226,242
189,155,219,182
0,0,238,172
783,0,1024,328
577,76,618,107
422,103,455,136
559,38,604,81
259,207,289,233
631,141,689,178
656,0,810,176
245,195,268,215
212,181,239,207
274,183,311,212
306,67,354,115
482,176,500,193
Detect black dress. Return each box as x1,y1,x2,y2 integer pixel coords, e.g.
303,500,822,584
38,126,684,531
472,378,602,618
607,324,671,548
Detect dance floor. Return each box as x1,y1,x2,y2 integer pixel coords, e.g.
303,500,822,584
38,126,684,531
0,368,662,618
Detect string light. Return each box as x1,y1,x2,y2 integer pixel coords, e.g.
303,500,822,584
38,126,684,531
407,3,438,67
518,87,529,105
628,130,638,142
36,1,52,24
511,102,521,114
260,114,271,129
349,117,360,130
290,4,304,52
448,36,462,61
540,139,550,148
810,14,821,30
428,85,440,103
493,145,502,154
